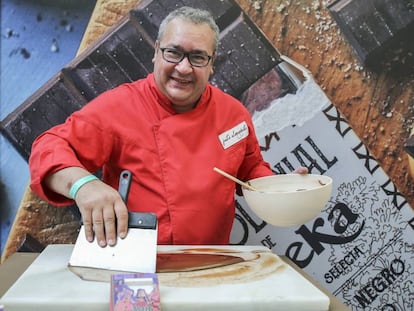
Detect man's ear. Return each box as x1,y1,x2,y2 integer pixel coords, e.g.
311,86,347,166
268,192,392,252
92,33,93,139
152,41,159,64
210,53,216,75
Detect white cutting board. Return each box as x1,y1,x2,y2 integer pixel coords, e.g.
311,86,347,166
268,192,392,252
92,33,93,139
0,244,330,311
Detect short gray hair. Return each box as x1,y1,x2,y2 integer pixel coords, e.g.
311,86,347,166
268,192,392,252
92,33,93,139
157,6,220,52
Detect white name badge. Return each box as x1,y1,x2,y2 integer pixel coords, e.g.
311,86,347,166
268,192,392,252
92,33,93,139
219,121,249,149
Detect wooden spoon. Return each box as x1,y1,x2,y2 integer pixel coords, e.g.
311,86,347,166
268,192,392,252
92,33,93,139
213,167,258,191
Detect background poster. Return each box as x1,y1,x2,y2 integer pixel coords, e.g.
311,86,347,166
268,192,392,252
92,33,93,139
231,79,414,310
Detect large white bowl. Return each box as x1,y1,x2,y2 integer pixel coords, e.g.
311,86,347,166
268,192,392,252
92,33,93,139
242,174,333,227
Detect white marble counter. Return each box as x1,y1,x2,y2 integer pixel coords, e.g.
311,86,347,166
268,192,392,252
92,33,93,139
0,244,330,311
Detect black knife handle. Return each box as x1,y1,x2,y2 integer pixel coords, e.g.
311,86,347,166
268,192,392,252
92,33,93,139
118,170,157,229
128,212,157,230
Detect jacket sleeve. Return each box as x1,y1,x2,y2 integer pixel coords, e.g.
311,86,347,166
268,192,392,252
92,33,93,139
29,111,115,206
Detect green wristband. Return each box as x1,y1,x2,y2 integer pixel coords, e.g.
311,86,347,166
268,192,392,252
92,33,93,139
69,175,99,199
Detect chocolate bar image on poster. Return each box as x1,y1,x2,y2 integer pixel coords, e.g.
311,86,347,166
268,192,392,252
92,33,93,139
326,0,414,71
0,0,301,161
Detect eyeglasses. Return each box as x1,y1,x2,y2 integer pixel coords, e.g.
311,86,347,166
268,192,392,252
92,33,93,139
159,47,213,67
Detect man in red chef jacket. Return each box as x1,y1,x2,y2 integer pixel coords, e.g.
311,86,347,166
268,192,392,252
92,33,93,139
29,6,306,247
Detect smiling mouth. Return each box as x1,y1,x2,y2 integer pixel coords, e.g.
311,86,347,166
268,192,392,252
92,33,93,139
171,76,192,85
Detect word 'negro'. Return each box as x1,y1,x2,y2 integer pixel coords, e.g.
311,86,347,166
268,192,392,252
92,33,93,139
354,258,405,308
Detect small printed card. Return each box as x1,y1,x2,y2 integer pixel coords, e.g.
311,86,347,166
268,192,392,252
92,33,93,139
110,273,160,311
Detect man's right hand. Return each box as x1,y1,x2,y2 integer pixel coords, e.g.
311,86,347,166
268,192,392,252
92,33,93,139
44,167,129,247
74,178,129,247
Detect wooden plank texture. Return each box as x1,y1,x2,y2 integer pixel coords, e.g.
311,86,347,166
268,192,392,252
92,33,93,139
236,0,414,206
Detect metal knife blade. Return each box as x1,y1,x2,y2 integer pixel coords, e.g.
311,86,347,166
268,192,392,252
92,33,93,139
68,170,158,273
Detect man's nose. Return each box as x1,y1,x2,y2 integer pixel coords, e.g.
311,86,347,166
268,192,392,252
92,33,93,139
175,56,193,73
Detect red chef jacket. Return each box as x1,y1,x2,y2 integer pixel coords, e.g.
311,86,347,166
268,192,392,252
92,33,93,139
29,73,272,245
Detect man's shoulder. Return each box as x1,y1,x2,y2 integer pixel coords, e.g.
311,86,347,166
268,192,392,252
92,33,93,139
209,83,241,103
208,83,247,111
100,75,149,98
